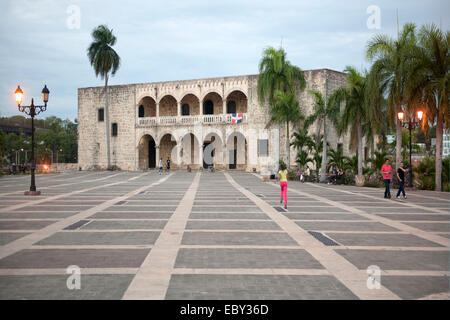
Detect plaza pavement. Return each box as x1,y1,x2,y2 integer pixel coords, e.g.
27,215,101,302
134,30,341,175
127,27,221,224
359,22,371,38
0,170,448,300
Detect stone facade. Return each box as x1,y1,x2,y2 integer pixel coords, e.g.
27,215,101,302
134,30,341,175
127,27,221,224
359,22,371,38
78,69,367,172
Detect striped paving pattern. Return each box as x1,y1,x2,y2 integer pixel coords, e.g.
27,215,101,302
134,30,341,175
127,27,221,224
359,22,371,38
0,170,448,300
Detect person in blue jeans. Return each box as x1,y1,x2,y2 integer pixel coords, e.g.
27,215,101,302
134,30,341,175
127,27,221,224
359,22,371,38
381,159,392,198
396,162,407,199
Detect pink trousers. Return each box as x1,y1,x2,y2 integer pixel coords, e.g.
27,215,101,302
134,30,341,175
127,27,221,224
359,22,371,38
280,181,287,205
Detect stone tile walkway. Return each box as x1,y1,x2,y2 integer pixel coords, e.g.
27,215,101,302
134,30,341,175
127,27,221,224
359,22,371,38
0,171,448,299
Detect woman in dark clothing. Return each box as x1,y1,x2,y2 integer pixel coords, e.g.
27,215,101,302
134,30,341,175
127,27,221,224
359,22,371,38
396,162,407,199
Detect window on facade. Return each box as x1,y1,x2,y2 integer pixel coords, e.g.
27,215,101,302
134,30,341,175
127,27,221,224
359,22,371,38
227,101,236,114
138,105,144,117
337,143,343,150
98,108,104,122
182,104,190,116
258,139,269,157
204,100,214,115
112,123,118,136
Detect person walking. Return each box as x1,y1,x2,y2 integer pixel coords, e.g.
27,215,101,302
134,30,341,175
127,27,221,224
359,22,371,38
277,162,288,209
396,162,407,199
381,159,393,198
166,157,171,173
158,158,163,175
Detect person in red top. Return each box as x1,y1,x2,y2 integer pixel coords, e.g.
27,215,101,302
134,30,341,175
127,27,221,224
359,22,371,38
381,159,393,198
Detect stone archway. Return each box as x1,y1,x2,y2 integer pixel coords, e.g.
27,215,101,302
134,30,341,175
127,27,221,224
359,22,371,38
202,92,222,115
226,90,247,114
180,133,201,169
138,97,156,117
159,134,177,168
226,131,247,170
203,132,223,169
180,93,200,116
138,134,156,169
159,95,177,117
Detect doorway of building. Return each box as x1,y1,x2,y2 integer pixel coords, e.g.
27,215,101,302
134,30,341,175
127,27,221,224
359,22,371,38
229,149,237,169
203,142,210,169
148,139,156,168
204,100,214,115
229,136,237,169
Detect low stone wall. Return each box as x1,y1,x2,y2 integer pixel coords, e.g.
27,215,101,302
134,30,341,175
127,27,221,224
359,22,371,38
43,163,79,171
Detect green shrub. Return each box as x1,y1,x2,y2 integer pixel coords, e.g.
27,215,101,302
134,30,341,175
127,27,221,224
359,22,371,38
287,170,298,181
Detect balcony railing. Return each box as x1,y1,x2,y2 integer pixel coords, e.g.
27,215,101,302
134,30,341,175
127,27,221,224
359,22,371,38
137,114,247,126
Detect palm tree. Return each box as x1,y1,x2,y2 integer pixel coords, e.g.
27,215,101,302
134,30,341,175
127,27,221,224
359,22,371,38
344,155,358,174
310,133,324,181
257,46,306,169
271,91,304,169
308,90,340,182
292,125,314,172
333,66,369,179
87,25,121,170
295,150,313,171
291,127,314,153
408,24,449,191
365,150,390,175
327,146,347,171
366,23,417,171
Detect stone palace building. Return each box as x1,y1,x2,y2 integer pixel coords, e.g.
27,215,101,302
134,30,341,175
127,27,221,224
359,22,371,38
78,68,363,172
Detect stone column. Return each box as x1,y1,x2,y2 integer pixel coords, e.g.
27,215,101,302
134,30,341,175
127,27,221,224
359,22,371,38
155,145,160,166
222,100,226,114
177,101,181,117
156,102,160,118
199,99,203,116
198,143,204,168
223,144,228,169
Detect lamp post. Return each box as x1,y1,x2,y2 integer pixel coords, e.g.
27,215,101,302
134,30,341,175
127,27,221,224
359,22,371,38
56,148,63,171
397,110,423,188
20,148,29,165
14,85,49,195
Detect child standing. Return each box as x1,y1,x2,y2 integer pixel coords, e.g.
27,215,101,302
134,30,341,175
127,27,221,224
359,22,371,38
277,163,288,209
158,158,163,175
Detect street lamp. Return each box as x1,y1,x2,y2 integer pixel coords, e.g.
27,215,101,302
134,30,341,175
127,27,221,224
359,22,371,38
14,85,49,195
56,148,63,171
397,109,423,188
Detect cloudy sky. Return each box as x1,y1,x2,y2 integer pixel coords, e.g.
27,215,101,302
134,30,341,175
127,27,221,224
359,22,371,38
0,0,448,121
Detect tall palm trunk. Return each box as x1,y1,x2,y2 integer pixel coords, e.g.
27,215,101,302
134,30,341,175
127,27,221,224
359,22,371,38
370,139,375,167
286,121,290,170
276,122,280,172
315,118,322,147
357,123,363,176
395,117,402,170
104,73,111,169
319,117,327,182
435,113,443,191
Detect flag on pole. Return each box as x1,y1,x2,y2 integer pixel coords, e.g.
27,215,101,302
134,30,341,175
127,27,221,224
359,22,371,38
231,113,243,124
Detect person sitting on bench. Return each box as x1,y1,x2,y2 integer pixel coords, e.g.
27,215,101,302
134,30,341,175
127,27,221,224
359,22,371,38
328,166,338,184
336,168,345,184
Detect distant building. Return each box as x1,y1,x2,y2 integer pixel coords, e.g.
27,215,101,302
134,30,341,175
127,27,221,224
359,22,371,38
431,131,450,158
443,131,450,158
78,69,366,171
386,135,395,144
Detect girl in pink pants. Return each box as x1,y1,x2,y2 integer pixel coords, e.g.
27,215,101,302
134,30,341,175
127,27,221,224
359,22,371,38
277,163,288,209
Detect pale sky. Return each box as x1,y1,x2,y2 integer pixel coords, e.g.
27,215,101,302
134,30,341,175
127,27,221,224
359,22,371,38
0,0,448,121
